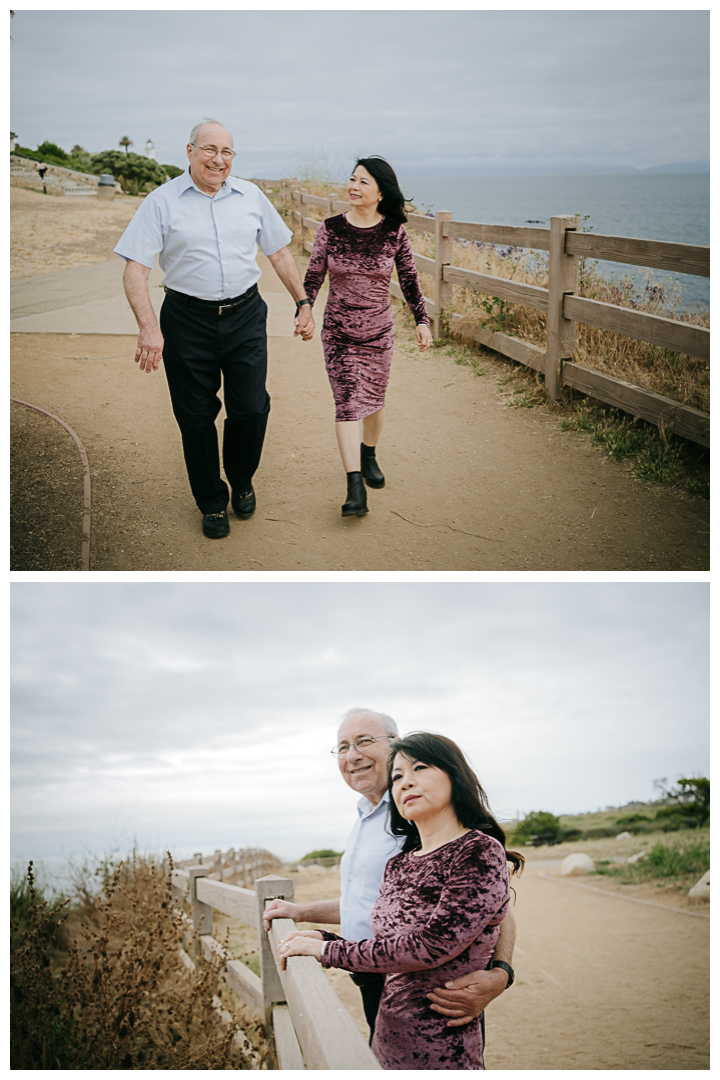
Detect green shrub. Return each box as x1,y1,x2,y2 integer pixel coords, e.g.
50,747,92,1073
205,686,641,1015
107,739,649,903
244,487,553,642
582,826,619,839
512,811,562,846
37,140,69,161
89,151,182,195
615,813,654,826
300,849,343,861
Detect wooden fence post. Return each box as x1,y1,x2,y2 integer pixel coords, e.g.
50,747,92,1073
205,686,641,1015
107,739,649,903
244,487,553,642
433,211,454,340
214,849,223,878
327,194,338,220
188,866,212,959
299,188,309,249
546,214,579,401
255,875,295,1026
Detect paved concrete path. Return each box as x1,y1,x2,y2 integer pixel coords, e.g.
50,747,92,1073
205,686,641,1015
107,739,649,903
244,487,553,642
9,253,310,336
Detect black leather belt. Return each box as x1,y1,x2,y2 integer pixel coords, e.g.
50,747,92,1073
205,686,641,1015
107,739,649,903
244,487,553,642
164,283,258,316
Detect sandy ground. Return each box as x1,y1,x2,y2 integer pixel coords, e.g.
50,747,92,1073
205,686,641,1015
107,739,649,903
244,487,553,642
214,852,708,1070
10,185,710,572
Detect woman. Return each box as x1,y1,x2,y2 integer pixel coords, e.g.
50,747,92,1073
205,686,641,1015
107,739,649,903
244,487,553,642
278,733,524,1070
303,157,432,517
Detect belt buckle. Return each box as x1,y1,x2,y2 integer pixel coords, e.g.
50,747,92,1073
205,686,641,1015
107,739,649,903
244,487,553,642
218,302,231,316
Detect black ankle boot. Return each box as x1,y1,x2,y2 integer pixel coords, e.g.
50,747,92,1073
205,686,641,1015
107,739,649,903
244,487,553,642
361,443,385,488
342,471,368,516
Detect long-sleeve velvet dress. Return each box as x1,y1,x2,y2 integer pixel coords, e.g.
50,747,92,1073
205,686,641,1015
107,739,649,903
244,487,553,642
303,214,430,422
321,830,510,1070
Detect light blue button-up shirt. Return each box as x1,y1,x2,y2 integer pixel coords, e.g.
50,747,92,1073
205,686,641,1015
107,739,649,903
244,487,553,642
114,169,292,301
340,790,404,941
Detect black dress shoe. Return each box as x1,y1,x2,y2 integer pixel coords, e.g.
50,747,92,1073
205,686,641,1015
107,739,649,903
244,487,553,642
202,510,230,539
342,471,368,517
361,443,385,488
231,487,256,519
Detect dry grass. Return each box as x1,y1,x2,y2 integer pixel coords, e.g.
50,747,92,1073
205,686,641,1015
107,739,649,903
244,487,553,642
10,856,269,1070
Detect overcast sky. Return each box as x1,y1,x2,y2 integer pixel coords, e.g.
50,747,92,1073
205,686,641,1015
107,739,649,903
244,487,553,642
10,9,709,177
11,583,708,872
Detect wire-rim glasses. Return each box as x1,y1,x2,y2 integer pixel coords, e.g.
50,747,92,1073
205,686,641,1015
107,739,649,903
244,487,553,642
331,735,391,757
192,143,236,160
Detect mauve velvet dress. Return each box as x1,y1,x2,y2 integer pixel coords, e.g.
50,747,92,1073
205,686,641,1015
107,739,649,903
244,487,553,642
303,214,430,422
321,830,510,1070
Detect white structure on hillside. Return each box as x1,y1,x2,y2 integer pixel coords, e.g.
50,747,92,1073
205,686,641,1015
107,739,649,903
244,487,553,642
145,139,156,159
11,131,17,152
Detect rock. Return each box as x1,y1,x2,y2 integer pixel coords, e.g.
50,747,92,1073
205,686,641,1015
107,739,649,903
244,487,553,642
627,850,647,864
616,831,633,840
688,869,710,899
560,853,595,876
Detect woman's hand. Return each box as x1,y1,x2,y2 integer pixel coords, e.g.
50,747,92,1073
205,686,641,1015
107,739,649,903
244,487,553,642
277,930,324,970
416,324,432,352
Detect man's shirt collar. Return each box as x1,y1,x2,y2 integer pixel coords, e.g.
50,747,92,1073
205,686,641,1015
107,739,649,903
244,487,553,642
180,167,245,198
356,788,391,819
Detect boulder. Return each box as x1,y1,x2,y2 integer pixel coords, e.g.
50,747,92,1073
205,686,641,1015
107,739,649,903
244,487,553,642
688,869,710,899
616,831,633,841
560,853,595,876
627,850,647,864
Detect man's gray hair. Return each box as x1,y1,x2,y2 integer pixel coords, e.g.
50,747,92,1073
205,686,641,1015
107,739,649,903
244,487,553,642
189,118,229,145
339,707,399,738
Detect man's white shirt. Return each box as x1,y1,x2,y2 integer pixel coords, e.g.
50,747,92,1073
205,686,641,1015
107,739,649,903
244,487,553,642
114,169,292,301
340,790,404,941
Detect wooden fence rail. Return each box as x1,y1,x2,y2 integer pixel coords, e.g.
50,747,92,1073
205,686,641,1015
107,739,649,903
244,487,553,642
168,850,379,1070
268,180,709,448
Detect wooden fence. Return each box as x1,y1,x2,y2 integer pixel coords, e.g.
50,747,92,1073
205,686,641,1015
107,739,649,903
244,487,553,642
168,847,379,1070
271,180,709,448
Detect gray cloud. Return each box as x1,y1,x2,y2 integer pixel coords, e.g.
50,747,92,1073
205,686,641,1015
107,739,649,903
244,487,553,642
10,11,708,176
11,583,708,866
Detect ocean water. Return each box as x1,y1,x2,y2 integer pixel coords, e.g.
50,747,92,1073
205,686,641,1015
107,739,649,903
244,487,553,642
401,173,709,313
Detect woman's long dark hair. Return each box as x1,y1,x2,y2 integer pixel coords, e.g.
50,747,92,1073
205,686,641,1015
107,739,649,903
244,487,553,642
354,156,408,224
387,732,524,875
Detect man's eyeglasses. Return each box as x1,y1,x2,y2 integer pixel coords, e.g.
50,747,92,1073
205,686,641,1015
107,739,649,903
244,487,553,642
192,144,236,160
331,735,391,757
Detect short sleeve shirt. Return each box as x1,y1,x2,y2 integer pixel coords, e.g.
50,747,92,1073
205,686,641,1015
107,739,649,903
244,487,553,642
113,169,292,301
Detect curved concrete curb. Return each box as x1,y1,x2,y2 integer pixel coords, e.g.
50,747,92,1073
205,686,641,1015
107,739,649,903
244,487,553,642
11,398,92,571
538,872,710,919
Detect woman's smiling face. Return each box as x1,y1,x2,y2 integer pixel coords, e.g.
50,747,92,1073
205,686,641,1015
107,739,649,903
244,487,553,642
390,752,453,822
347,164,382,211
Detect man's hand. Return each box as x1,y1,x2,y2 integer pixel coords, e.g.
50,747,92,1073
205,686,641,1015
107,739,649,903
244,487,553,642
294,303,315,341
426,966,509,1027
263,898,304,932
134,325,164,373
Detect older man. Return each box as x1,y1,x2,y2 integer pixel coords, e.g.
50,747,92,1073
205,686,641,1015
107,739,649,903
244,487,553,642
264,708,515,1044
114,118,314,539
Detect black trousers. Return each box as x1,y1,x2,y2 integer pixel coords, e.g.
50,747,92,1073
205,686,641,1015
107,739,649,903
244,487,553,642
160,289,270,514
352,974,385,1044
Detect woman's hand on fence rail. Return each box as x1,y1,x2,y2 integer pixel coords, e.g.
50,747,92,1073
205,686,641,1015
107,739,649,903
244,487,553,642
278,930,324,970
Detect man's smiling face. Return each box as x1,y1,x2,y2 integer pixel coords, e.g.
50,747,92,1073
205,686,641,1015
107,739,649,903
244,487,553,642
186,122,233,195
336,711,395,807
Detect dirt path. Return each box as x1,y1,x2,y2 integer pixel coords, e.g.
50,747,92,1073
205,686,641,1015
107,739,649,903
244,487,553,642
10,187,710,571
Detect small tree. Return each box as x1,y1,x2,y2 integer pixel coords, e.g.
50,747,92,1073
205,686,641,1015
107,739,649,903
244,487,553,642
654,777,709,827
119,135,133,155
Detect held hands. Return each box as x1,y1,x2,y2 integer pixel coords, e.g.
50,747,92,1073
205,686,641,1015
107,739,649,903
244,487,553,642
294,304,315,341
134,325,164,373
277,930,323,970
426,966,509,1027
416,324,432,352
